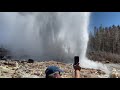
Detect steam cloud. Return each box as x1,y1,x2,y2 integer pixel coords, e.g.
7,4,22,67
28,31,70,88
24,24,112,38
0,12,109,72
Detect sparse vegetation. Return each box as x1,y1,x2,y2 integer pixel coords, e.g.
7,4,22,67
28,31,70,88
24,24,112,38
88,25,120,63
87,51,120,63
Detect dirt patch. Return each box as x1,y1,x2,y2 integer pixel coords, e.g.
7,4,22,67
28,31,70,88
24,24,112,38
0,60,107,78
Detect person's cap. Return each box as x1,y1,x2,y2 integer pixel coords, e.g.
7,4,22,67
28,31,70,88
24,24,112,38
45,66,63,76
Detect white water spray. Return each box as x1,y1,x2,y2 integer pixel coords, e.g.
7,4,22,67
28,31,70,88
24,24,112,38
0,12,109,72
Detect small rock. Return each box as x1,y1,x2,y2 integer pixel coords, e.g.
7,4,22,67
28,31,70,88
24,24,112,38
28,59,34,63
106,61,110,63
3,62,16,67
33,71,41,76
97,70,106,75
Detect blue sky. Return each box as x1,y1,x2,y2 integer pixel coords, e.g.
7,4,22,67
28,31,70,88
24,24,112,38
89,12,120,31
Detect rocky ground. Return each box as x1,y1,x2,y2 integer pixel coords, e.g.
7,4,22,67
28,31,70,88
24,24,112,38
0,59,111,78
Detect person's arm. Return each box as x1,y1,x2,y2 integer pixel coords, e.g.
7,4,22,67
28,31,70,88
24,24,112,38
73,63,81,78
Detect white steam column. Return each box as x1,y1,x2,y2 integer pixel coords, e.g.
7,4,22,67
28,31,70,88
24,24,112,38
0,12,109,73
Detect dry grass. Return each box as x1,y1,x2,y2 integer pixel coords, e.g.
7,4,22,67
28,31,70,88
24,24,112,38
87,51,120,63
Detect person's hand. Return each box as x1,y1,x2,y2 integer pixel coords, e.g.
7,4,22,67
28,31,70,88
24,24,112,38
73,63,81,71
73,63,81,78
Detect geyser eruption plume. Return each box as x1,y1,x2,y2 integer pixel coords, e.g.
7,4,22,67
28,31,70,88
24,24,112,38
0,12,108,72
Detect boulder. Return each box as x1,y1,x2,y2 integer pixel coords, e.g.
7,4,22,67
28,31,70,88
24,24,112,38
28,59,34,63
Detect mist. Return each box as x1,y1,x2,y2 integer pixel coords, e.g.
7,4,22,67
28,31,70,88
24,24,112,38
0,12,109,72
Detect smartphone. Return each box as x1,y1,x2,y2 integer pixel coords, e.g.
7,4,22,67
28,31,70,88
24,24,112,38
74,56,79,65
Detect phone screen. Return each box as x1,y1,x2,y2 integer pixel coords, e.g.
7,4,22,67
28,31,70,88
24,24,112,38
74,56,79,65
